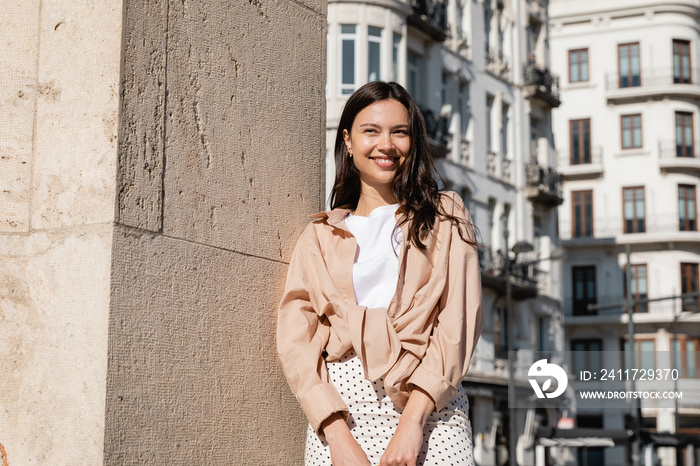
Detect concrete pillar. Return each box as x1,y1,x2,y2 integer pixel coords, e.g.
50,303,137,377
1,0,326,464
0,1,122,463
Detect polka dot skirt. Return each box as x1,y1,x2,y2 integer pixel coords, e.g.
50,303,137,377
304,352,475,466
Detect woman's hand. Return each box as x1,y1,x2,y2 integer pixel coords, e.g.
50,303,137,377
379,388,434,466
379,418,424,466
322,414,372,466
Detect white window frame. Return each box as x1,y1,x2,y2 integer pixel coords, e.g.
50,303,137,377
339,24,358,96
368,26,383,82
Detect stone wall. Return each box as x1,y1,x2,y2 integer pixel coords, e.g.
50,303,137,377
104,0,326,464
0,0,325,463
0,0,123,464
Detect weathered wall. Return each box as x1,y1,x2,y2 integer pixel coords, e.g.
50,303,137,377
0,0,122,464
104,0,326,464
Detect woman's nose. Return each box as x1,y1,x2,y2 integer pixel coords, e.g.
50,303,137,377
379,132,394,150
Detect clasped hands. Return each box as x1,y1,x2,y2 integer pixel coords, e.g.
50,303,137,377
320,388,434,466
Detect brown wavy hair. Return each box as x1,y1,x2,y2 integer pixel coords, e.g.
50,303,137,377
330,81,477,249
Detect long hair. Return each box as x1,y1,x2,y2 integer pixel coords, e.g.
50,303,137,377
330,81,476,249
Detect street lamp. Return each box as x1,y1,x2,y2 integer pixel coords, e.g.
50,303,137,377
672,293,699,466
504,229,527,466
503,230,566,466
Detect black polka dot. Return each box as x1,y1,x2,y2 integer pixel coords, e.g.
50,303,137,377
304,353,475,465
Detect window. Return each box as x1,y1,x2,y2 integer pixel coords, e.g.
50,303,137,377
569,48,589,83
460,187,472,213
619,43,641,88
368,26,382,82
485,198,496,246
621,114,642,149
676,112,694,157
494,306,508,359
673,337,700,378
576,415,604,466
623,187,645,233
673,39,691,84
625,264,648,312
572,266,596,315
569,119,591,164
484,3,493,54
534,316,548,353
679,185,697,231
340,25,356,95
681,263,699,312
622,339,655,370
572,190,593,238
486,95,495,152
527,20,541,62
531,118,540,160
392,33,401,82
407,51,420,101
572,339,602,374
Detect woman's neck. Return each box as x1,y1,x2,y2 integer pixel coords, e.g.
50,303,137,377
354,185,398,217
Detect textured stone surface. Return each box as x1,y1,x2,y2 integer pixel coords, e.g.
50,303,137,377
105,226,307,464
29,0,122,230
166,0,325,261
0,225,112,465
0,1,122,464
0,0,40,233
106,0,326,463
116,0,168,232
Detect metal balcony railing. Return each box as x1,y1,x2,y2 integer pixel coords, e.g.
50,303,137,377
408,0,447,42
526,162,563,204
418,105,450,154
658,140,699,159
477,247,543,289
523,62,561,106
605,68,700,91
560,214,699,240
558,146,604,167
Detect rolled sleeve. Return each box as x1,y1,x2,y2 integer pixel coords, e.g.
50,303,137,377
276,228,349,435
407,193,484,411
298,382,349,433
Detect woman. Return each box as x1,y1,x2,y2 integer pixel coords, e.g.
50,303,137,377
277,81,483,466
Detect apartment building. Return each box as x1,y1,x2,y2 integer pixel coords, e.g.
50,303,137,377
551,1,700,465
326,1,567,464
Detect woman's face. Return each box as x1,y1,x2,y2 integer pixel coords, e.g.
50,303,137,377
343,99,411,192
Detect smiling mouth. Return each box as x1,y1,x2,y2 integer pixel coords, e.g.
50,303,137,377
369,156,399,167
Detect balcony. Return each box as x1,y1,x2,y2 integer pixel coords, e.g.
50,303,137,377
485,48,511,81
478,247,544,300
605,68,700,103
523,62,561,108
408,0,447,42
418,105,450,157
486,150,513,184
526,162,563,206
562,296,689,325
658,140,700,173
557,147,604,180
560,215,700,247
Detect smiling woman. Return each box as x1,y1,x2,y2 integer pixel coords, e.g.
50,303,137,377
342,99,410,204
277,81,484,466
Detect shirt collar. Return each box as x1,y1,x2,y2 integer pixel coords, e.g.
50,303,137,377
308,205,408,230
308,207,352,227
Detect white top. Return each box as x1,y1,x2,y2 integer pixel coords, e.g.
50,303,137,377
344,203,403,309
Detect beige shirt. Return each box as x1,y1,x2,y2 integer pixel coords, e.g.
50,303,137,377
276,191,484,434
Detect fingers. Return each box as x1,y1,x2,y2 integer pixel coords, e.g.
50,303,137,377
379,454,416,466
